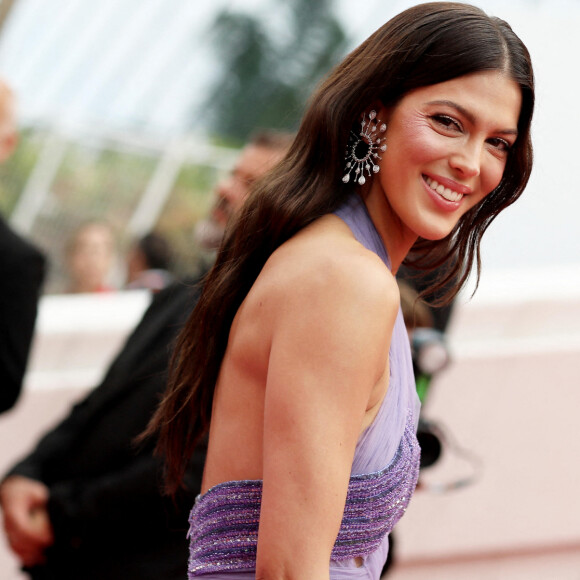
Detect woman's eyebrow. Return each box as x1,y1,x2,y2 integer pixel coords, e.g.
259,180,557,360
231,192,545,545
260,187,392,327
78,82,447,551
426,99,476,124
426,99,518,135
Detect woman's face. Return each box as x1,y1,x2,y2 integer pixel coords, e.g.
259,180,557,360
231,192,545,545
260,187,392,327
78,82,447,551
366,70,522,256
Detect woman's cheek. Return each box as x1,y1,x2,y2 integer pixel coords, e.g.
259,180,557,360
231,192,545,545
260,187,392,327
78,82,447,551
400,124,442,163
483,160,507,197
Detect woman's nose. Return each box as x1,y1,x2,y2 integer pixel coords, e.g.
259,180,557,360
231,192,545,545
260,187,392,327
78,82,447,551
448,142,482,178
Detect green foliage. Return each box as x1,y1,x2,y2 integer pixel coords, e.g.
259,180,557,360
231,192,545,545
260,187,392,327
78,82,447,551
0,128,231,292
52,143,157,228
156,162,221,277
25,136,161,292
203,0,348,142
0,128,43,215
1,2,349,290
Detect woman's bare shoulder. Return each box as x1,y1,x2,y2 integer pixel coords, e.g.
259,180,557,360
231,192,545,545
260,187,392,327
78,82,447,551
258,214,400,319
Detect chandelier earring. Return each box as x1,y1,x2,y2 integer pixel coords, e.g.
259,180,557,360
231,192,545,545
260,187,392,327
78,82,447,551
341,110,387,185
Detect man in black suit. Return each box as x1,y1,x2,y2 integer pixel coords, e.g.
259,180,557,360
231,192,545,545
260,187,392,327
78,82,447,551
0,80,46,414
0,131,293,579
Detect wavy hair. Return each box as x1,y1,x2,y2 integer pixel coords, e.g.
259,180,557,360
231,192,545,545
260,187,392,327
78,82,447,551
147,2,534,494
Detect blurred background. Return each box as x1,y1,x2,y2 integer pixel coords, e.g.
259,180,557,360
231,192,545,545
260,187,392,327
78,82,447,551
0,0,579,578
0,0,579,289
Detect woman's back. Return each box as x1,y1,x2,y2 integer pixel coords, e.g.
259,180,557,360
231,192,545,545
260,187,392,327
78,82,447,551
189,194,420,579
201,210,397,494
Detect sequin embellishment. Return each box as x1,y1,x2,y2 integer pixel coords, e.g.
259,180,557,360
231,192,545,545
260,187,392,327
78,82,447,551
187,411,420,577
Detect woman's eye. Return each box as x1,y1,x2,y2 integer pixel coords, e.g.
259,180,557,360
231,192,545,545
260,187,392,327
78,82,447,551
488,137,511,152
431,114,462,132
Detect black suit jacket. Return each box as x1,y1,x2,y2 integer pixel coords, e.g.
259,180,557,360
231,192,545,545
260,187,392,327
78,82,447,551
0,217,46,413
6,276,207,580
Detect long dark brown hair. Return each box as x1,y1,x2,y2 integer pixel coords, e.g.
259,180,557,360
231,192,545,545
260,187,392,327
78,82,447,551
147,2,535,494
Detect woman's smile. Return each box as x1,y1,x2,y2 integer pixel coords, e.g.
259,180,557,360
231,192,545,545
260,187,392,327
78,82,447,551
424,176,462,202
423,174,472,204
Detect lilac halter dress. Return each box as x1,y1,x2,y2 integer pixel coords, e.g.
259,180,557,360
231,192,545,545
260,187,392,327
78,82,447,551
186,194,421,579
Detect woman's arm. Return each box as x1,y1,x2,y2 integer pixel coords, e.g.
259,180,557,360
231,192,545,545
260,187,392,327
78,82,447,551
256,252,399,580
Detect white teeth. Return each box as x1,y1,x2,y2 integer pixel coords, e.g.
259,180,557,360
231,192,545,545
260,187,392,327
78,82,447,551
425,176,463,202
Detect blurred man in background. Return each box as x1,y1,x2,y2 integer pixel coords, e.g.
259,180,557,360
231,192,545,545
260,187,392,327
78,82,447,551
0,79,46,414
0,130,293,580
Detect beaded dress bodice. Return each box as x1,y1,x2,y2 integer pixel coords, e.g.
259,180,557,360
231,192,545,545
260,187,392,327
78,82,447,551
187,194,421,579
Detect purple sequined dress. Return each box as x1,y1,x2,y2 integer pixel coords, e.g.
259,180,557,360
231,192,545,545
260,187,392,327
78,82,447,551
187,194,421,579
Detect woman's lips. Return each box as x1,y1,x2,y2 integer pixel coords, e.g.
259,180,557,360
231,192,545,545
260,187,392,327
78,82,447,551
424,175,464,202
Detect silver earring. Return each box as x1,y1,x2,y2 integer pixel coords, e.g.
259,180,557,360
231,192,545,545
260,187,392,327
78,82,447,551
341,110,387,185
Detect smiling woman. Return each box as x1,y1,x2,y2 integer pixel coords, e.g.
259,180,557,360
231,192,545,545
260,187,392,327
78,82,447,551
366,71,523,251
144,3,534,579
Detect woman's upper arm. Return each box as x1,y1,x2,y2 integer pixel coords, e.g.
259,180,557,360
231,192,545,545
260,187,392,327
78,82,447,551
256,257,399,579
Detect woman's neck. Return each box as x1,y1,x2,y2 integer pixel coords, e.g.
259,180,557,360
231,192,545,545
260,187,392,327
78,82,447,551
359,191,418,273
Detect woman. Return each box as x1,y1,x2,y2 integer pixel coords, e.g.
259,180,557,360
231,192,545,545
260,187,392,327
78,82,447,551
147,3,534,578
